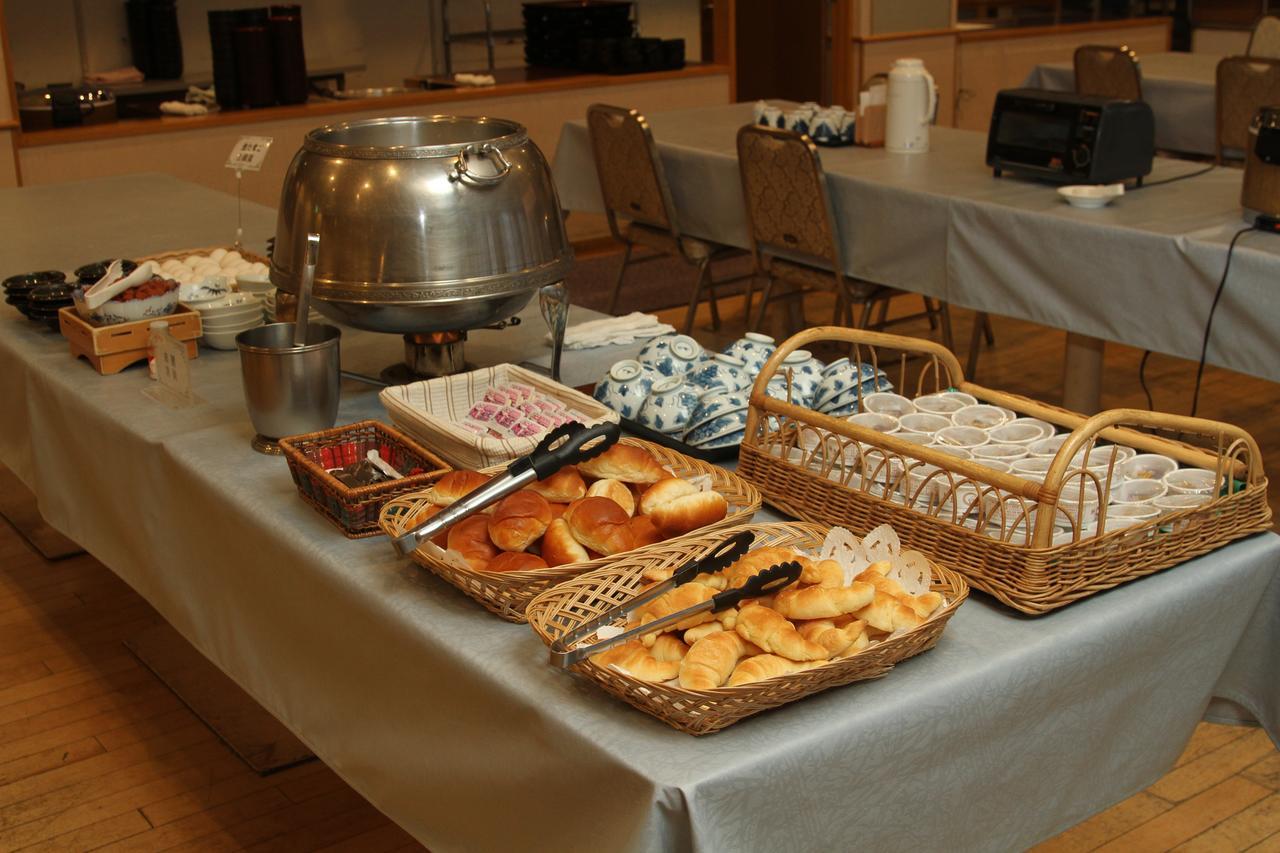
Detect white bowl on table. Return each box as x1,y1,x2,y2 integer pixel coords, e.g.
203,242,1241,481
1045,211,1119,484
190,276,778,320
1058,184,1124,209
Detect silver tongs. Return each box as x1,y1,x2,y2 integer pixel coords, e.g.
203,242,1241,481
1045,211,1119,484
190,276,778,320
390,419,621,556
549,530,803,668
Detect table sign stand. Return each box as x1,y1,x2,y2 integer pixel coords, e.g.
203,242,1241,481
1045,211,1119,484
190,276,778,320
225,136,274,249
142,330,203,409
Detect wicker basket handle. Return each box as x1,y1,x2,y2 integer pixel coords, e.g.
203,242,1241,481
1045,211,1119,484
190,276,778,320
1032,407,1265,546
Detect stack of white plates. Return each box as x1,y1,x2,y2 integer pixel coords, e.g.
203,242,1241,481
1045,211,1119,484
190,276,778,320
190,292,265,349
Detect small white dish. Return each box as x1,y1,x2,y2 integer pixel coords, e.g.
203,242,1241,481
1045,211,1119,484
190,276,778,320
898,412,951,435
1153,493,1211,513
951,404,1011,431
913,391,977,414
934,425,988,449
848,412,899,434
1120,454,1178,482
1058,183,1124,209
972,442,1028,462
1162,468,1219,496
1027,435,1070,458
1011,456,1054,481
862,392,916,418
994,419,1055,443
1111,478,1167,505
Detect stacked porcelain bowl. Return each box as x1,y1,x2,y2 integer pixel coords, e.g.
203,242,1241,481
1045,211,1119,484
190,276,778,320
593,332,896,452
186,292,265,350
780,388,1220,543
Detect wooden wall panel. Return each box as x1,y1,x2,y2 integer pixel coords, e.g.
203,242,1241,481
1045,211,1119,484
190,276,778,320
954,21,1170,130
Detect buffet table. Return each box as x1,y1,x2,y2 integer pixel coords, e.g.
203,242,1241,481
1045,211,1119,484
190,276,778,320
1026,52,1221,156
1,176,1278,852
552,102,1280,412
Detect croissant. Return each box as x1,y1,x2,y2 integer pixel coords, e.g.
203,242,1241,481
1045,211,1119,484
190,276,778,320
772,582,876,620
564,497,636,556
640,564,674,584
801,559,847,588
579,444,670,484
726,654,822,687
587,478,636,516
724,547,800,588
526,466,586,503
424,470,491,506
856,592,923,633
683,622,725,644
679,631,754,690
631,583,717,644
856,565,906,599
733,605,828,661
445,515,497,571
541,517,590,566
590,640,680,682
798,618,867,656
486,551,548,573
487,490,552,552
650,633,689,663
901,591,944,619
836,627,871,659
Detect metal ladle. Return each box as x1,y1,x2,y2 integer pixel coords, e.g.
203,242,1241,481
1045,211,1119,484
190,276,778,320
294,233,320,347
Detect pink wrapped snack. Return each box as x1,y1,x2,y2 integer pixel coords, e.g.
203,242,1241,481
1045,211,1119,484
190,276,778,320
509,418,545,438
517,402,542,416
494,406,524,429
506,382,536,401
468,401,502,421
483,387,513,405
529,412,555,428
459,421,487,435
535,398,564,414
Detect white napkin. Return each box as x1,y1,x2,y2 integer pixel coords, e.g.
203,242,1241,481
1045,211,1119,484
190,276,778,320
83,261,156,310
551,312,675,350
160,101,209,116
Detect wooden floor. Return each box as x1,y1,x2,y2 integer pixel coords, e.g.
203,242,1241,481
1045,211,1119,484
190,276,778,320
0,285,1275,851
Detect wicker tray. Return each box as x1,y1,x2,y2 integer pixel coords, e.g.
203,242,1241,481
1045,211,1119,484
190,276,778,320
379,363,620,469
378,437,762,622
525,521,968,735
737,326,1271,615
137,244,272,270
278,420,452,538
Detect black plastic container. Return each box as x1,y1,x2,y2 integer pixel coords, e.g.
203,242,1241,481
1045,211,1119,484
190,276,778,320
269,5,308,105
235,24,276,108
208,9,243,109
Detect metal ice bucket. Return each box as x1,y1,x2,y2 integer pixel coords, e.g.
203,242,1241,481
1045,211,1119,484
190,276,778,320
235,323,341,451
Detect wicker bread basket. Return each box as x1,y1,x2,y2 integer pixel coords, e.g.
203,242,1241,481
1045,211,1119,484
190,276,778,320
378,438,762,622
525,521,968,735
737,327,1271,615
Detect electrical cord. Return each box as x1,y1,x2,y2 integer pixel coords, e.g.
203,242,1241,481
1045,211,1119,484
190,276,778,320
1134,163,1216,189
1189,225,1256,418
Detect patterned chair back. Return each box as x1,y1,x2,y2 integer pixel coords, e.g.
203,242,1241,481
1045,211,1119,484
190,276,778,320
1074,45,1143,102
586,104,675,232
1248,16,1280,59
735,124,842,271
1217,56,1280,161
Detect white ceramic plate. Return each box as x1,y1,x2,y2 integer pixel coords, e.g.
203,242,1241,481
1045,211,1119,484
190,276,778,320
1058,184,1124,209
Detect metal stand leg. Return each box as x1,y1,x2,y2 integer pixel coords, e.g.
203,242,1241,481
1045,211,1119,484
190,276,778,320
607,243,632,315
683,259,711,335
539,281,569,382
752,272,776,332
938,300,955,352
1063,332,1105,413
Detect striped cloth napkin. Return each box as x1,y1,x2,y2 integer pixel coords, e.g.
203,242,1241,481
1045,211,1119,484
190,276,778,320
553,312,674,350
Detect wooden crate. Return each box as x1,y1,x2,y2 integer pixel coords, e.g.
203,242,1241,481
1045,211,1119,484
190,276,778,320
58,304,203,375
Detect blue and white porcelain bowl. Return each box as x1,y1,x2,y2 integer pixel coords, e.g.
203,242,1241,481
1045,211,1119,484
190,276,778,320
814,359,880,408
763,377,797,404
783,349,825,379
723,332,776,374
818,374,894,414
637,376,701,435
592,359,660,419
687,353,752,393
775,350,823,407
687,390,750,431
684,408,750,446
638,334,707,378
700,429,746,450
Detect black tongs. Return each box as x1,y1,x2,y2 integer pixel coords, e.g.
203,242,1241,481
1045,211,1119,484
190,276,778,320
549,530,803,668
390,420,621,556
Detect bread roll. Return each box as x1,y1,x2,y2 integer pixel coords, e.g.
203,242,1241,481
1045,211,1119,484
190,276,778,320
487,490,552,552
425,470,491,507
734,605,828,661
547,503,569,520
726,654,822,687
679,631,754,690
650,491,729,537
798,618,866,656
638,478,698,516
527,466,586,503
487,551,548,573
629,515,664,549
772,582,876,620
541,517,590,566
590,640,680,682
586,478,636,516
564,497,635,556
446,515,496,571
578,444,669,484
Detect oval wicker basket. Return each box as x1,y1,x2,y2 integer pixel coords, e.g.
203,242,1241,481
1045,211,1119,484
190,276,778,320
378,437,762,622
525,521,969,735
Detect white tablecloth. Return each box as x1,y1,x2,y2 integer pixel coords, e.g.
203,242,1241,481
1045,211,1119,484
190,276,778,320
1026,52,1222,156
552,102,1280,385
1,175,1278,852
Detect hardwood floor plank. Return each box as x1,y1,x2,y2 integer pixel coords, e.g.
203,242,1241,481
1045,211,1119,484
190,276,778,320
95,706,201,751
0,665,158,729
1150,730,1280,803
0,681,182,751
1096,778,1272,853
1248,830,1280,852
276,766,347,804
1176,724,1254,769
169,789,373,853
313,822,425,853
98,788,309,853
243,802,391,853
1245,752,1280,792
0,661,53,693
141,762,328,828
15,808,152,853
0,736,105,787
1176,793,1280,852
1033,792,1173,853
0,654,140,711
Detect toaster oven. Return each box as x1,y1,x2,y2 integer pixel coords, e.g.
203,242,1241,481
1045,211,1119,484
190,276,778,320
986,88,1155,185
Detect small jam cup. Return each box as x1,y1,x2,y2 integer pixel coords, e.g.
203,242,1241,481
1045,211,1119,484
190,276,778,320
863,392,917,418
934,425,988,449
1011,456,1054,482
1153,493,1211,513
952,404,1012,430
1101,503,1160,531
1120,453,1178,482
1111,478,1167,505
913,391,977,415
848,412,900,434
1162,468,1219,496
989,422,1049,445
972,442,1029,463
1028,435,1070,457
898,412,951,435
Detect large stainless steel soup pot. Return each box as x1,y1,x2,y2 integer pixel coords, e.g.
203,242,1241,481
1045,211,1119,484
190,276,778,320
270,115,572,333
